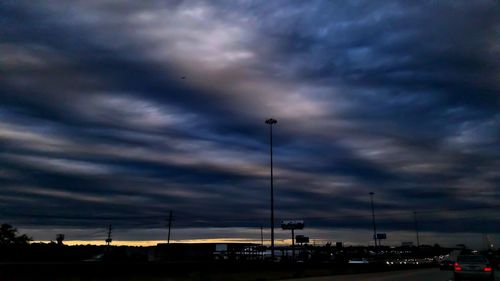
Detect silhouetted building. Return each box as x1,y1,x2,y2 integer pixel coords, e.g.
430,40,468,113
150,243,260,262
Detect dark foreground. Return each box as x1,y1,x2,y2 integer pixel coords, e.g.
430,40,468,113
290,268,500,281
0,262,439,281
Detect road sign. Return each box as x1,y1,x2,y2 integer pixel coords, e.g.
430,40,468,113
296,235,309,244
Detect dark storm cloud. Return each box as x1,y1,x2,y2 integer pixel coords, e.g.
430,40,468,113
0,0,499,243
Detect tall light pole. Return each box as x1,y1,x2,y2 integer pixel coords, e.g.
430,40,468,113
369,192,377,249
413,211,420,248
265,118,277,261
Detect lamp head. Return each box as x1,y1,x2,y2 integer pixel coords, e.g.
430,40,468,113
265,118,277,124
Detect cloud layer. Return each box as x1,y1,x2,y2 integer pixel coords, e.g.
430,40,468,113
1,0,499,245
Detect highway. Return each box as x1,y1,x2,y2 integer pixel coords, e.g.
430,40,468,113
288,268,500,281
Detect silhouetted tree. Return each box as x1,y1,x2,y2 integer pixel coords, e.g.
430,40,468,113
0,223,31,245
56,234,65,245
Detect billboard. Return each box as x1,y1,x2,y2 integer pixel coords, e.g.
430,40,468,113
375,233,387,240
281,220,304,230
295,235,309,244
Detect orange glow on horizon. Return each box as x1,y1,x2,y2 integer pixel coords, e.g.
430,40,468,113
32,238,286,246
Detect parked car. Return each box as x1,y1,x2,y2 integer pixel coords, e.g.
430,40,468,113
454,255,494,281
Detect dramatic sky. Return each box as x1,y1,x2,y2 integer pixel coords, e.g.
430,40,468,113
1,0,499,247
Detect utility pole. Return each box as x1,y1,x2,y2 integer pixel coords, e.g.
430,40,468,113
369,192,377,249
105,224,112,251
291,229,295,262
265,118,277,261
485,234,494,250
167,210,173,244
413,211,420,248
261,226,264,245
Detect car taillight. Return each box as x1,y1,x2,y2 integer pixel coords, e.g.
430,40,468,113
454,262,462,271
484,266,492,272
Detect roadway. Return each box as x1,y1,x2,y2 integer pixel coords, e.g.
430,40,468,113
288,268,500,281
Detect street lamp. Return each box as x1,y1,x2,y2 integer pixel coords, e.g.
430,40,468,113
265,118,277,261
369,192,377,249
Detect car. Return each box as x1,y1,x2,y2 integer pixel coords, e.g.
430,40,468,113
348,257,370,264
454,255,494,281
82,253,104,262
440,259,455,270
